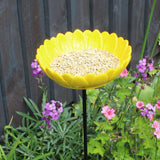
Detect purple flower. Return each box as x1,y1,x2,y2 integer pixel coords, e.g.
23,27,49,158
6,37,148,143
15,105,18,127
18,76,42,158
141,108,148,117
141,73,147,78
31,59,45,78
148,63,154,71
134,73,139,78
137,65,146,73
42,100,63,128
134,56,154,82
50,110,59,120
139,59,146,65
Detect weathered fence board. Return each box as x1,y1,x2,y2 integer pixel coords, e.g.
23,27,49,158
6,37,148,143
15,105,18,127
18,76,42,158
0,0,27,128
70,0,91,99
70,0,90,31
112,0,129,39
48,0,74,103
130,0,146,67
0,81,6,133
92,0,110,31
0,0,159,134
17,0,46,106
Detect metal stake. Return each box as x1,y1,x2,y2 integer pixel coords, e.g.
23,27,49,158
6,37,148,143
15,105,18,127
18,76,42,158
82,89,87,160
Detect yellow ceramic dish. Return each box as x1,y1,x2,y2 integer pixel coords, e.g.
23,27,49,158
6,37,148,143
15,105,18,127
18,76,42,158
36,29,132,89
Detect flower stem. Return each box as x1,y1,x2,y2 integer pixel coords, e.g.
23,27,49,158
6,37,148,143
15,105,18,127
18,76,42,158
155,138,157,160
140,0,157,59
150,30,160,58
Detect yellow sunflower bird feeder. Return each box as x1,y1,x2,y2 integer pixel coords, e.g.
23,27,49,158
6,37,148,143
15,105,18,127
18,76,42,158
36,29,132,89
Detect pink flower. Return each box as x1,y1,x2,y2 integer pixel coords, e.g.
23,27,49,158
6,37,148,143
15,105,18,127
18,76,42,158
136,101,144,110
101,106,116,120
154,128,160,139
152,120,160,129
146,103,154,110
147,111,154,121
155,100,160,110
152,120,160,139
120,68,128,77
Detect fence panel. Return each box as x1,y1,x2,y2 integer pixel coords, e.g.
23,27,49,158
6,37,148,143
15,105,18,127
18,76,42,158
92,0,110,31
17,0,46,106
0,84,6,133
130,0,146,66
0,0,27,129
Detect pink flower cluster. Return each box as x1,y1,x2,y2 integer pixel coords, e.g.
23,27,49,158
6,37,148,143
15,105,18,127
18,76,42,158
42,100,63,128
101,106,116,120
136,101,155,121
136,100,160,121
120,68,128,77
152,120,160,139
155,100,160,110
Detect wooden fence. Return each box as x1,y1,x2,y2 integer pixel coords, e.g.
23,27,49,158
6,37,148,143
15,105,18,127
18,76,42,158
0,0,160,134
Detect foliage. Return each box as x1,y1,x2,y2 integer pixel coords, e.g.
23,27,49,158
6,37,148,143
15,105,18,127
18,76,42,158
0,97,83,160
0,59,160,159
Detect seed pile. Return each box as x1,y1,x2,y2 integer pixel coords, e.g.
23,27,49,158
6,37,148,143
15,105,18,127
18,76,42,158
50,48,120,76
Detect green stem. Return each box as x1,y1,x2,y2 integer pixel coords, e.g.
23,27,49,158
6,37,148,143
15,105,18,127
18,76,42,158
140,0,157,59
155,138,157,160
150,30,160,58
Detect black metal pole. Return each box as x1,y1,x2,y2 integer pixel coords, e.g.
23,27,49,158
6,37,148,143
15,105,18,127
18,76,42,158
82,89,87,160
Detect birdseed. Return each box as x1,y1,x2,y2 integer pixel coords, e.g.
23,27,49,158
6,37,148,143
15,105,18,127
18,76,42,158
50,48,120,76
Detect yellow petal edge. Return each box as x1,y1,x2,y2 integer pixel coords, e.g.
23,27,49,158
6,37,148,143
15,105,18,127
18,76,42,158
36,29,132,89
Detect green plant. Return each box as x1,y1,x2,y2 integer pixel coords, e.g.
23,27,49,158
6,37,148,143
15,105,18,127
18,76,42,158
87,72,160,159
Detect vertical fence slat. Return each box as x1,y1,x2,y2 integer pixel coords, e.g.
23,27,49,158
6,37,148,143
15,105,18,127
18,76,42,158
112,0,128,38
70,0,90,101
0,0,27,127
17,0,47,107
48,0,73,103
70,0,90,31
0,84,6,134
49,0,68,35
0,25,8,133
130,0,145,67
92,0,109,32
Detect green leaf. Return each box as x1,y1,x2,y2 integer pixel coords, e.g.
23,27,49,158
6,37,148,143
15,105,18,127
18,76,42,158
95,133,110,145
0,145,7,160
6,137,22,159
110,116,119,124
135,84,154,101
24,97,41,118
94,121,113,131
87,89,99,104
32,152,55,160
88,138,105,157
42,91,47,108
16,112,36,122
